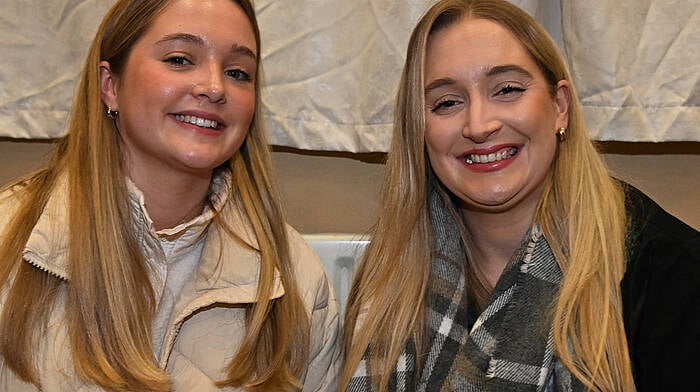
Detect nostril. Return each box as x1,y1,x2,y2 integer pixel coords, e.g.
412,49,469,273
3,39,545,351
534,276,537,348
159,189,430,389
193,84,226,104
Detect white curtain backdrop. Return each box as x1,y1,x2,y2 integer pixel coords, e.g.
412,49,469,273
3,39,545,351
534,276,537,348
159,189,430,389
1,0,698,150
562,0,700,142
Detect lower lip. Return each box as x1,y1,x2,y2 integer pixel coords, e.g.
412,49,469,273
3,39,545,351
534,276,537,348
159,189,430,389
172,115,222,136
461,151,518,173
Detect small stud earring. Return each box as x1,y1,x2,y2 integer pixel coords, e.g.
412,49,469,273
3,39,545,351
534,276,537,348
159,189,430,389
557,127,566,142
106,106,119,119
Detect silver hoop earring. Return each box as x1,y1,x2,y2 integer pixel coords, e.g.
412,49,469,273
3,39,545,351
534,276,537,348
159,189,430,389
557,127,566,142
106,106,119,119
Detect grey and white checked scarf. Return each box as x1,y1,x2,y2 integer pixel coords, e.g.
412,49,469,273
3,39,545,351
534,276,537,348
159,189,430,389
347,191,585,392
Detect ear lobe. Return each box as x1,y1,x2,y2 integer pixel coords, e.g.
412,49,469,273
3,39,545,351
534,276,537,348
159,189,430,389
554,80,571,129
99,61,119,110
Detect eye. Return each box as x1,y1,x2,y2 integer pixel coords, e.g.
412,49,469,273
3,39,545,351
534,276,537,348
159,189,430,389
164,56,192,67
225,68,252,82
494,84,526,98
430,98,463,114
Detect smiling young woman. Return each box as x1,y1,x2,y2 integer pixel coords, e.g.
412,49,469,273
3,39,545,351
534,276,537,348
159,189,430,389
341,1,700,391
0,0,340,391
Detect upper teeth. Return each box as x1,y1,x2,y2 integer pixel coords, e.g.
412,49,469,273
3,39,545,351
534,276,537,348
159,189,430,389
175,114,219,129
465,147,517,164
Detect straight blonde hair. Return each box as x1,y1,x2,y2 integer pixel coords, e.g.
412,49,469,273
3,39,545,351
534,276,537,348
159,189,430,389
0,0,309,390
341,1,635,391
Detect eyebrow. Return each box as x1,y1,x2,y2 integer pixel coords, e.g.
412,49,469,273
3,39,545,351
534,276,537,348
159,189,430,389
424,77,457,95
155,33,257,60
486,64,533,78
424,64,534,95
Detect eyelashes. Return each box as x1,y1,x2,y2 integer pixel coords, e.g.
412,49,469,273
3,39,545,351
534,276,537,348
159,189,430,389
429,84,528,113
495,84,526,96
225,69,252,82
164,56,192,66
163,56,253,82
431,98,461,113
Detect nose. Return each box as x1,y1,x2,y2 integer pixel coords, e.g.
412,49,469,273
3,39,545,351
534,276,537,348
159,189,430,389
462,96,501,143
192,65,226,104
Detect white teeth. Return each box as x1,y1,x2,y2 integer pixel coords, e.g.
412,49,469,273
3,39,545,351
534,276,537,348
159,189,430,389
464,147,517,164
175,114,219,129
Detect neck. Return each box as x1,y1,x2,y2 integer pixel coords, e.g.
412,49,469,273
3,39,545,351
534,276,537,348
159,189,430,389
129,169,213,231
461,201,537,287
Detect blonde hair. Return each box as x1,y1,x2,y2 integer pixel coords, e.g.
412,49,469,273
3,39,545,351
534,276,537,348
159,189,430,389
341,0,634,391
0,0,309,391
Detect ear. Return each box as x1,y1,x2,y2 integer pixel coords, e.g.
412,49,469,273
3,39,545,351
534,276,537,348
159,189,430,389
553,79,571,130
99,61,119,110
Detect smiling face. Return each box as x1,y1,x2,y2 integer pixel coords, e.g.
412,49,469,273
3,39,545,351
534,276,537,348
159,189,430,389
424,17,570,217
99,0,257,183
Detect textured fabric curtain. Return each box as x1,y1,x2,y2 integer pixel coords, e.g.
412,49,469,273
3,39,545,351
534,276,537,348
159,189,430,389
0,0,114,139
257,0,430,151
1,0,698,149
562,0,700,142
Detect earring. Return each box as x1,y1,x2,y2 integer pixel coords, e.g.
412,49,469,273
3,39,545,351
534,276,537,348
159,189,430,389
106,106,119,119
557,127,566,142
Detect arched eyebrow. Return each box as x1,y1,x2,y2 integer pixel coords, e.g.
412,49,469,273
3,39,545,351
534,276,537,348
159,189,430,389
155,33,257,60
486,64,532,78
425,77,457,95
425,64,534,94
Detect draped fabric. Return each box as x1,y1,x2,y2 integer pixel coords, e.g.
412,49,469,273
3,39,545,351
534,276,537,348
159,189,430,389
1,0,698,149
562,1,700,142
0,0,113,139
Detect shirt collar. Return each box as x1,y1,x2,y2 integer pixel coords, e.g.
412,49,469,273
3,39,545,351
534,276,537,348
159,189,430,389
23,170,234,280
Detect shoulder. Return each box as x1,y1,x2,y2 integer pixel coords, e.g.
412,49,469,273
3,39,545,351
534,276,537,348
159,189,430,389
623,182,700,268
620,183,700,390
284,226,342,388
284,225,336,309
622,182,700,295
0,182,29,206
0,183,30,233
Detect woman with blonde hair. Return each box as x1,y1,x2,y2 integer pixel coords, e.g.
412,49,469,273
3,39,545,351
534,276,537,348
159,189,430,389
341,0,699,391
0,0,339,390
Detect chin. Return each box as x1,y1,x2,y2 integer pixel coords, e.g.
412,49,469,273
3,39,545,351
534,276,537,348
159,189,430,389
178,152,229,169
174,159,222,175
460,190,518,211
471,187,513,204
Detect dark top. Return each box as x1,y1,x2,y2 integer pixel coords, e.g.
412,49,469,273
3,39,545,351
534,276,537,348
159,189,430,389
621,184,700,391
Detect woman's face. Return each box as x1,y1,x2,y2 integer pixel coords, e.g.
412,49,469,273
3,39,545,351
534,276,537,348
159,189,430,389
100,0,257,180
424,17,569,216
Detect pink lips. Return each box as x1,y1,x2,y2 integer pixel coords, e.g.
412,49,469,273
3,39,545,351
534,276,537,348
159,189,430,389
459,144,520,173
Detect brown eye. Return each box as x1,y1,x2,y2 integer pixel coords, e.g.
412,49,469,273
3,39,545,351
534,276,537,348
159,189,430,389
164,56,192,66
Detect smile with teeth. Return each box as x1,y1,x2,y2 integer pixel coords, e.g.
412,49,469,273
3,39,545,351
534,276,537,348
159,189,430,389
175,114,219,129
464,147,518,164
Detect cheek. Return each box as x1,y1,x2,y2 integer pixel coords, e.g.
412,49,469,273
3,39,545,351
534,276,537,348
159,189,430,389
425,133,457,165
139,70,178,101
424,136,452,181
231,91,256,124
424,132,442,163
511,105,558,141
424,121,449,152
122,67,179,105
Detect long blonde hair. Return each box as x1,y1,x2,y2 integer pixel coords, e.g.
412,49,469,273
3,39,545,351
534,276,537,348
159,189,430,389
0,0,309,391
341,1,634,391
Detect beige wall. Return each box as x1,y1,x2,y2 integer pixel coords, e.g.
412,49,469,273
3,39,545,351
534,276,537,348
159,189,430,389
1,138,698,233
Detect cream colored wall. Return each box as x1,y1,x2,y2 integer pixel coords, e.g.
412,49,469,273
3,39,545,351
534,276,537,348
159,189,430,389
1,139,698,233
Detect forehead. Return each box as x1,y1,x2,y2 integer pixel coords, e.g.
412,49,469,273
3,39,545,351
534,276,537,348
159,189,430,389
143,0,257,52
425,17,538,80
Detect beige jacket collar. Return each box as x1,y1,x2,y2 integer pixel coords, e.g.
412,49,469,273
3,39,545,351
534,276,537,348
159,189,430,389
21,171,284,303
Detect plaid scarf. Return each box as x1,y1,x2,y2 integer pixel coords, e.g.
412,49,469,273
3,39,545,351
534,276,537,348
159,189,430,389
348,192,585,392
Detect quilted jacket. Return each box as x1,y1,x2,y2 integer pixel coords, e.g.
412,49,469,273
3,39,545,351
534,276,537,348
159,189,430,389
0,176,340,391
